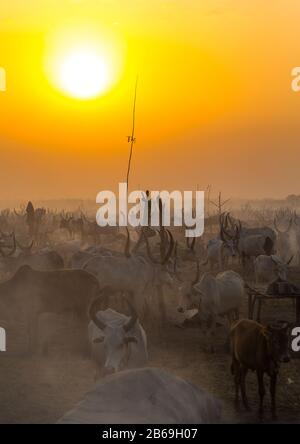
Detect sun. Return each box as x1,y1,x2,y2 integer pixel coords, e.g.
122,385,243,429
45,24,125,100
58,49,110,99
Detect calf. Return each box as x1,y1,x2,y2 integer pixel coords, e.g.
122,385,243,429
230,319,290,419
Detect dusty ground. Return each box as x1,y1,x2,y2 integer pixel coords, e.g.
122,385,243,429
0,266,300,424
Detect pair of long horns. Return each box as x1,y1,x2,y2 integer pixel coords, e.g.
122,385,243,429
220,212,240,242
186,236,196,252
273,217,293,234
142,227,174,265
89,296,138,333
16,239,34,252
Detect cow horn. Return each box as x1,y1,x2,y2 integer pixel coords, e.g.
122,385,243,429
192,260,200,285
221,214,235,240
174,241,178,273
162,230,175,264
14,208,25,218
88,297,107,330
173,241,183,282
124,227,131,258
220,225,226,242
143,229,160,264
123,298,138,333
187,236,196,251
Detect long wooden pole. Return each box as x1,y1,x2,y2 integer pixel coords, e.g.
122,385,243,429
126,76,139,192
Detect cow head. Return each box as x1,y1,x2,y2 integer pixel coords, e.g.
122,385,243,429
177,285,200,313
90,298,139,374
177,260,201,313
222,240,237,258
264,321,290,364
271,255,293,280
219,212,240,257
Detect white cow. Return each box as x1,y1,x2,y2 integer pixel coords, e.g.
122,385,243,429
88,298,148,375
254,254,293,284
204,238,237,270
58,368,222,424
178,270,244,351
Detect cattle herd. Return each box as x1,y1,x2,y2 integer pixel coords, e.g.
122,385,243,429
0,201,299,424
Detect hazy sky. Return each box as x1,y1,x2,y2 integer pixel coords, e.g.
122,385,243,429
0,1,300,201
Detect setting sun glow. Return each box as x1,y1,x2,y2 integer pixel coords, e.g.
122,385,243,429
45,24,125,100
58,49,110,99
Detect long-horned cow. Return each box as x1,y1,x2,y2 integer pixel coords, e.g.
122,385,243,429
83,227,175,321
88,297,148,375
202,213,239,270
222,213,276,267
254,254,293,284
178,265,244,351
0,237,64,273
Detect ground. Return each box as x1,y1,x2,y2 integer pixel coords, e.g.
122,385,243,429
0,267,300,424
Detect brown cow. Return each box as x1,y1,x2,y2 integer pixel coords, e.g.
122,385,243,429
230,319,290,419
0,264,101,353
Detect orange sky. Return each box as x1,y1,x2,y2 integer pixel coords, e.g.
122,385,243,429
1,1,300,201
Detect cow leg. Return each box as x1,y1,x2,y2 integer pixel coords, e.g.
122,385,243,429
232,359,241,409
270,373,278,420
223,313,232,353
257,370,265,419
240,366,250,411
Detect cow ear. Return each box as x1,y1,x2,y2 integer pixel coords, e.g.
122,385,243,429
124,336,138,344
93,336,105,343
